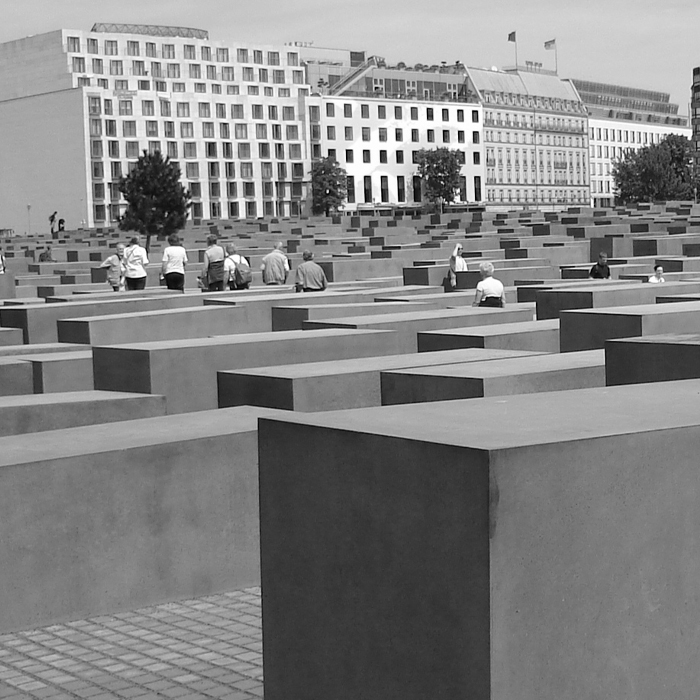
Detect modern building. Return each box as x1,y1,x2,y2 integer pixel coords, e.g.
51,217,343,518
465,66,590,208
301,47,485,209
572,79,690,207
0,24,314,233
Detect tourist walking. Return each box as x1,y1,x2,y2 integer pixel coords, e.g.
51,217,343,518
161,234,188,291
0,247,5,274
202,234,226,291
224,244,252,290
100,243,126,291
472,261,506,307
589,252,611,279
260,242,289,285
294,251,328,293
123,236,149,290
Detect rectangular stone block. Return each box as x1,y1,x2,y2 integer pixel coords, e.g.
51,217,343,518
259,380,700,700
536,280,700,320
560,300,700,352
57,305,249,345
418,319,560,353
0,358,33,396
0,327,23,346
302,306,535,353
381,350,604,405
605,333,700,385
0,294,204,343
0,391,166,436
25,351,94,393
218,348,540,412
0,406,282,631
94,328,403,413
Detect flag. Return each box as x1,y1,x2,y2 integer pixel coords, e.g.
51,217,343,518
544,39,556,50
508,31,516,42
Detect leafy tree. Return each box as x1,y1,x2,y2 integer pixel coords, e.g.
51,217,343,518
118,151,191,251
311,157,348,215
612,134,699,204
415,148,463,208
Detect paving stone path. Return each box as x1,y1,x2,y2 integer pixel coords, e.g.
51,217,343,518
0,588,263,700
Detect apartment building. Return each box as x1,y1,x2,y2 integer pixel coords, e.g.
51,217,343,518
693,68,700,170
572,79,690,207
465,67,590,208
0,24,313,233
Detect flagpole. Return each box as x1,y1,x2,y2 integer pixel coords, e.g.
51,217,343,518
515,39,519,69
554,43,558,74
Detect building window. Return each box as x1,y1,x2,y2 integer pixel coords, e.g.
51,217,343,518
378,128,387,142
287,52,299,66
110,60,123,76
273,70,285,84
413,175,422,202
410,107,418,120
186,163,199,179
282,106,295,120
380,176,389,203
379,150,387,164
184,142,197,158
125,141,139,158
326,102,335,117
363,176,372,203
426,108,434,121
162,44,175,59
327,126,336,140
396,150,404,164
344,103,352,118
442,108,449,121
345,149,354,163
122,121,136,137
252,104,264,119
347,176,355,203
473,152,481,165
72,56,85,73
397,175,405,202
362,127,371,141
472,110,479,122
395,128,403,141
427,130,435,143
267,51,280,65
146,121,158,137
67,36,81,52
360,104,370,119
180,122,194,138
238,143,251,158
289,144,302,159
87,38,98,54
345,127,353,141
105,40,118,56
363,150,371,163
472,131,479,144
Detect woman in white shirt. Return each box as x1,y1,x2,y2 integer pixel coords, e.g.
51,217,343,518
473,261,506,308
447,243,468,291
122,236,150,290
161,234,188,291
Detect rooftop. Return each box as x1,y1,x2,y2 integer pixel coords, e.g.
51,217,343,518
90,23,209,40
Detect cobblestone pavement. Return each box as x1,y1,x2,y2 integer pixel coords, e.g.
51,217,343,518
0,588,263,700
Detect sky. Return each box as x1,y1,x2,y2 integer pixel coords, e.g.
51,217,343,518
2,0,697,113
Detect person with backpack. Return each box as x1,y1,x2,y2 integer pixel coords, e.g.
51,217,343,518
224,244,252,290
201,234,226,292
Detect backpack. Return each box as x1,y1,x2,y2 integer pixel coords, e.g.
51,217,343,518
233,257,252,286
207,259,225,283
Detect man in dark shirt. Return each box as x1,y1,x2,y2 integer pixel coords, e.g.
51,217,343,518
295,251,328,292
589,252,611,279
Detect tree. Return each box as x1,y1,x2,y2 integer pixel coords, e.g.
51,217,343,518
415,148,463,209
311,157,347,216
118,151,191,251
612,134,699,204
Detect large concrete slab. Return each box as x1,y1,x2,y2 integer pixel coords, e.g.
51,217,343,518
218,348,541,412
381,350,604,405
0,327,23,346
57,305,250,345
536,280,700,320
302,305,535,352
0,357,33,396
0,406,283,632
94,328,404,413
418,319,560,353
258,380,700,700
0,294,205,343
605,333,700,385
23,350,94,393
560,300,700,352
0,391,166,436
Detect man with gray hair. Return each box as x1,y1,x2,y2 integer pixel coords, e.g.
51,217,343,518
472,261,505,307
260,242,289,285
294,250,328,293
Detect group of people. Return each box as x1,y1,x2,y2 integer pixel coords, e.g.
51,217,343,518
589,252,664,283
449,243,507,307
98,236,328,294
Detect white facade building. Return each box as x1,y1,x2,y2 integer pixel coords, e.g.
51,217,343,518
0,24,313,233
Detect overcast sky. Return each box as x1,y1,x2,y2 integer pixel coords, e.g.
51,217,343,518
3,0,697,113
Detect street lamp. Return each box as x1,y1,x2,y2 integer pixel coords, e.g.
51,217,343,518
26,204,31,236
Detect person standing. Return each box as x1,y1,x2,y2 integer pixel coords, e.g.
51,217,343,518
100,243,126,291
122,236,149,290
224,244,252,290
161,234,188,291
0,247,6,274
49,212,57,235
260,242,289,285
201,235,226,292
294,251,328,293
472,261,506,308
447,243,468,291
648,264,665,283
589,252,611,280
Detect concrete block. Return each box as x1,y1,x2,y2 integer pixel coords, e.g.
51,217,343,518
0,358,33,396
0,406,283,631
302,305,535,353
418,319,560,353
24,351,94,393
0,391,166,436
0,273,16,299
0,327,23,346
605,333,700,385
57,305,250,345
560,300,700,352
259,380,700,700
94,328,404,413
381,350,604,405
218,348,541,412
